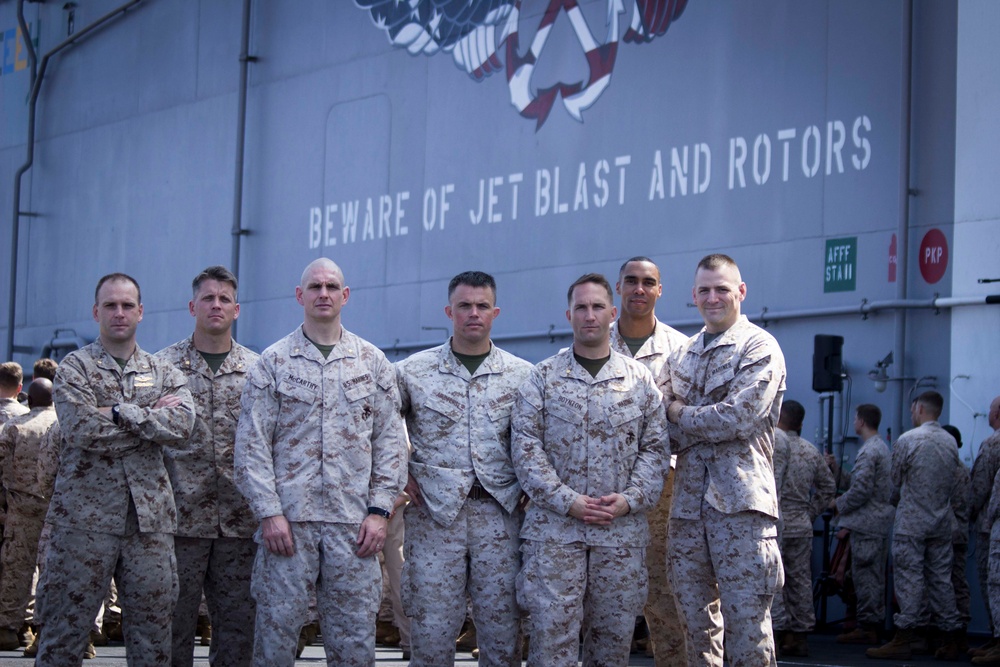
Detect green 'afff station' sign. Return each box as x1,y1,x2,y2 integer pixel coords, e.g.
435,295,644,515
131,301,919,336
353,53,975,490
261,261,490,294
824,237,857,292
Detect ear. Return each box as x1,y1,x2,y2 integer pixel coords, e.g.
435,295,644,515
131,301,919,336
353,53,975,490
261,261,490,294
615,280,622,295
92,304,99,323
341,286,350,304
565,309,572,323
295,286,305,306
738,282,747,301
492,306,500,319
189,300,196,317
137,304,144,322
611,306,618,320
233,303,240,321
445,305,454,321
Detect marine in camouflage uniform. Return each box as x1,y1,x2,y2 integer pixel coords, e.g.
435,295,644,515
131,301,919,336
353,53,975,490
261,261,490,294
769,402,835,655
396,271,532,667
978,467,1000,665
37,273,196,667
663,255,786,667
0,362,28,428
868,391,963,660
828,404,894,644
0,379,60,647
971,397,1000,649
155,266,260,667
512,274,668,667
234,258,406,667
610,257,688,666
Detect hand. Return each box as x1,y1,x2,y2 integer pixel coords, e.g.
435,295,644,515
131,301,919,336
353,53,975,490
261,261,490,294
667,399,687,424
261,515,295,556
404,474,423,508
154,394,183,409
828,497,838,511
584,494,630,525
390,494,408,520
836,528,850,540
356,513,387,558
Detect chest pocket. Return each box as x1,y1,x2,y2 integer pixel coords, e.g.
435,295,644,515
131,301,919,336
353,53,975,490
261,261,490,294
607,402,643,428
343,376,376,403
546,399,585,426
487,398,514,424
277,380,318,405
124,370,162,407
424,393,464,423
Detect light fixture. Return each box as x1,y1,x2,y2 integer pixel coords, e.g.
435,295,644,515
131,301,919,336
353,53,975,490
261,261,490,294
868,351,893,393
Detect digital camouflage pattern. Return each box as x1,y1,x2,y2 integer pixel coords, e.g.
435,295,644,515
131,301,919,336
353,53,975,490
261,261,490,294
156,336,260,667
0,405,59,630
0,398,28,426
611,319,688,666
972,428,1000,618
235,326,406,667
771,432,835,633
36,340,194,667
512,348,667,666
235,326,406,525
662,315,786,667
832,434,893,627
890,420,963,631
396,341,531,666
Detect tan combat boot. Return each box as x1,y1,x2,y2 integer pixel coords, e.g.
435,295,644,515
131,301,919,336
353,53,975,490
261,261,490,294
867,628,916,660
837,626,879,644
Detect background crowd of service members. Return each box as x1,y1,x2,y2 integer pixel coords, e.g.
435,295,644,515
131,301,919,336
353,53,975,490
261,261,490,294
0,255,996,666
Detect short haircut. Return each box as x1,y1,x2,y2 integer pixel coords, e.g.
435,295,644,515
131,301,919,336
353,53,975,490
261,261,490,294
696,253,740,274
448,271,497,301
913,390,944,418
33,358,58,381
780,399,806,434
943,424,962,448
618,256,659,279
192,265,238,298
0,362,23,391
95,273,141,305
567,273,614,305
855,403,882,430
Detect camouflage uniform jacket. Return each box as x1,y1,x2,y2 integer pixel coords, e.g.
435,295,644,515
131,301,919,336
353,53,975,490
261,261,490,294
833,435,894,536
234,326,407,525
611,319,686,468
0,405,59,500
970,429,1000,534
48,340,196,535
891,421,961,539
156,337,260,538
0,398,28,425
663,316,786,520
395,340,532,526
511,348,668,547
777,430,835,538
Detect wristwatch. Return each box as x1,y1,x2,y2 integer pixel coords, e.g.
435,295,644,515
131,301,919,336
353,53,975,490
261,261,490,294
111,404,121,426
367,506,390,519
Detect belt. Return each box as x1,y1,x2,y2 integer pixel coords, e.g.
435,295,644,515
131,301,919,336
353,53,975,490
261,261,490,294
468,482,496,502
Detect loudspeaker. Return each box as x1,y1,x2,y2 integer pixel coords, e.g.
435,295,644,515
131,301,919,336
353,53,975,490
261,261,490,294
813,334,844,392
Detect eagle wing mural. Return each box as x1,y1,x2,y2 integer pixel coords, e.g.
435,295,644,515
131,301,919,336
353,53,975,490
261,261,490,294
355,0,689,127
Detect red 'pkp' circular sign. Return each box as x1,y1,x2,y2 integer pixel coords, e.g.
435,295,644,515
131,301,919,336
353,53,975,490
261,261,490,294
918,229,948,284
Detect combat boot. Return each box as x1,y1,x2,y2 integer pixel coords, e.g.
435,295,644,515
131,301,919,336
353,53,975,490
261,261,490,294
973,641,1000,666
837,626,879,644
0,627,20,651
935,630,965,662
972,637,1000,657
783,632,809,657
866,628,916,660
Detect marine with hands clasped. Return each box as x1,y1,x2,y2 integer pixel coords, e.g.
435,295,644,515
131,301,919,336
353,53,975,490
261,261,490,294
36,273,196,667
395,271,532,667
512,273,668,667
154,266,259,667
663,254,787,667
234,258,407,667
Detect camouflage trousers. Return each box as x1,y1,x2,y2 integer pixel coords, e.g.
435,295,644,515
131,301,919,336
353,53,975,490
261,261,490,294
35,522,177,667
517,540,647,667
250,521,380,667
643,468,686,666
891,533,961,631
378,505,410,647
848,531,889,627
402,497,522,667
171,536,257,667
0,492,47,629
979,531,992,631
771,535,814,632
952,543,971,626
986,528,1000,635
669,508,783,667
